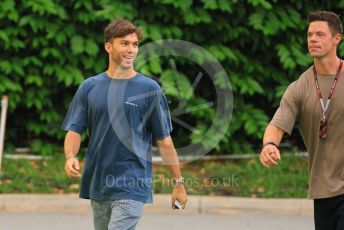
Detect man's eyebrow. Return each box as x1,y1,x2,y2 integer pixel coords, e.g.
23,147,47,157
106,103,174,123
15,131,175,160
119,39,139,43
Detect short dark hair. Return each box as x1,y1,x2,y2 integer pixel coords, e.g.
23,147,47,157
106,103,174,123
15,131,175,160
307,11,343,36
104,18,143,43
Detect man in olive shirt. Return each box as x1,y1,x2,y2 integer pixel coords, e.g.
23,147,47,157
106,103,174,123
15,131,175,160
260,11,343,230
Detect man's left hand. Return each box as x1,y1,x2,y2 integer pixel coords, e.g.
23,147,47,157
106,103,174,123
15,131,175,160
171,184,187,209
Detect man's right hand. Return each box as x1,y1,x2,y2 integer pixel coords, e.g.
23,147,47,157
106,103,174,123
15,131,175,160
65,157,81,178
260,144,281,168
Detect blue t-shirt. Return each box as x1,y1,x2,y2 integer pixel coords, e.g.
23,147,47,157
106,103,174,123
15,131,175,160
61,72,172,203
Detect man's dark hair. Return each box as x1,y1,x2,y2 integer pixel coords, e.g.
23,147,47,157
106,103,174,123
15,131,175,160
307,11,343,36
104,18,143,43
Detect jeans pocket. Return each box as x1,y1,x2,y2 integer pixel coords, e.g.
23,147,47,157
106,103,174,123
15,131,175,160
128,200,144,217
112,199,144,218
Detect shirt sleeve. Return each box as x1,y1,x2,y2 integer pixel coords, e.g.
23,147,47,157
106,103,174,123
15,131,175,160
149,86,173,140
61,82,88,134
270,81,301,135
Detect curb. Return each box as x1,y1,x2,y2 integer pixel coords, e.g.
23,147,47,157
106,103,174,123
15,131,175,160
0,194,313,216
0,194,91,213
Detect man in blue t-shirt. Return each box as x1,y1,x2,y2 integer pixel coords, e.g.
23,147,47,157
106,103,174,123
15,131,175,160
61,18,187,230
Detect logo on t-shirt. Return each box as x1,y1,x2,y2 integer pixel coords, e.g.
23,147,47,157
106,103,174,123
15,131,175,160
125,101,138,107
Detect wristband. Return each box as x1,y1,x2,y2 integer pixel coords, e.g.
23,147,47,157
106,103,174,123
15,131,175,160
262,141,278,149
65,155,76,160
172,177,184,185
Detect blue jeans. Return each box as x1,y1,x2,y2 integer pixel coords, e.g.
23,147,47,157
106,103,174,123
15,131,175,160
91,199,144,230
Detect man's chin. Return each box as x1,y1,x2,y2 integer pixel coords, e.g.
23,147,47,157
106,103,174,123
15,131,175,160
309,52,324,59
120,63,134,69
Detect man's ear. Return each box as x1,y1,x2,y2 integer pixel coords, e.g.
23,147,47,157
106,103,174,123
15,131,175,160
104,42,112,53
334,34,342,46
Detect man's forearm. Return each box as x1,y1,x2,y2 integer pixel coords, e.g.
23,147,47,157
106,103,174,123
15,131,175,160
156,136,182,178
263,124,285,145
157,136,187,209
64,131,81,158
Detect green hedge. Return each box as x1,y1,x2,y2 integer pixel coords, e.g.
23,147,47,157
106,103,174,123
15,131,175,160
0,155,308,197
0,0,343,154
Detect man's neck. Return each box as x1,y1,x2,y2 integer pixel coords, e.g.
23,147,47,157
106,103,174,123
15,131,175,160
314,56,341,75
106,66,136,79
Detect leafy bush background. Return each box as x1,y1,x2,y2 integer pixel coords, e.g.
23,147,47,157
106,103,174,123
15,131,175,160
1,0,343,155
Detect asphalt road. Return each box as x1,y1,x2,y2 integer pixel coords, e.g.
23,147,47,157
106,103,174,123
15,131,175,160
0,211,314,230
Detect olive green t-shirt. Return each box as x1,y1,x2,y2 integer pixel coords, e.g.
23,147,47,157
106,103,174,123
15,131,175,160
270,66,344,199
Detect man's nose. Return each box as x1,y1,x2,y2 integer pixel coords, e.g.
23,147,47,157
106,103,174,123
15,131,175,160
308,35,317,43
127,44,134,52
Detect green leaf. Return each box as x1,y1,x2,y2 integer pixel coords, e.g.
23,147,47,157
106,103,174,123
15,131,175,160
276,44,297,69
148,25,162,40
85,39,99,56
184,8,212,25
161,0,192,10
0,31,9,43
202,0,218,10
160,70,193,100
57,66,84,86
287,8,302,26
24,0,57,16
196,8,212,23
218,0,234,12
0,78,22,92
40,110,60,122
188,47,206,65
8,11,19,21
248,0,272,9
207,45,239,64
248,12,264,30
94,2,134,20
71,35,84,55
12,63,25,76
149,58,162,74
55,31,67,45
241,107,269,137
26,75,43,86
34,98,43,110
2,0,15,11
41,48,62,58
43,64,56,75
263,12,280,35
11,39,25,50
247,78,264,95
0,61,12,74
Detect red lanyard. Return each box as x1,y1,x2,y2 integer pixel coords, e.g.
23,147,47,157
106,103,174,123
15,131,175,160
313,60,343,121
